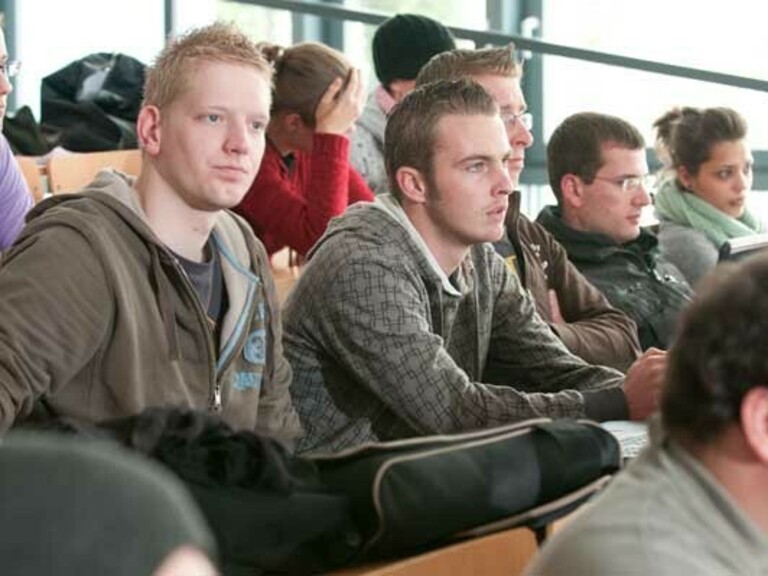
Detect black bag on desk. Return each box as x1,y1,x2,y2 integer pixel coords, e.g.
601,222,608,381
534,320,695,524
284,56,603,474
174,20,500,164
41,52,145,152
3,105,53,155
311,418,620,562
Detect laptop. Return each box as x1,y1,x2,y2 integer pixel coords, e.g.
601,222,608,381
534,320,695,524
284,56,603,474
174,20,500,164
601,420,649,460
718,233,768,262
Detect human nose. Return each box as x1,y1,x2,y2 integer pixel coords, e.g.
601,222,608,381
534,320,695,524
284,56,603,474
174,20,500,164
634,183,652,207
224,121,250,155
735,170,751,192
507,122,533,150
0,72,13,97
495,163,514,195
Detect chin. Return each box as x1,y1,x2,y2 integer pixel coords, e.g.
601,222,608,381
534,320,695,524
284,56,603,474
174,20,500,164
617,230,640,244
729,206,746,219
220,185,251,206
480,227,506,244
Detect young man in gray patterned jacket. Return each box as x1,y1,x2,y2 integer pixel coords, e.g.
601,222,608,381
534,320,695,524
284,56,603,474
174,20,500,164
283,79,663,454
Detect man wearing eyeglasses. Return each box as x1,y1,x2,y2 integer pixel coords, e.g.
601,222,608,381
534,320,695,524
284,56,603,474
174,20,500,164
415,46,642,373
537,112,693,350
0,14,32,250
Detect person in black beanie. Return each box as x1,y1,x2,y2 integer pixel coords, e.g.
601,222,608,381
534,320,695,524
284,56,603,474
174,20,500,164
0,433,218,576
350,13,455,194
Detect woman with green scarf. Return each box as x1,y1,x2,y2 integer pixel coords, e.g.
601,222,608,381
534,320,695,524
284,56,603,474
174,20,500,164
653,106,765,287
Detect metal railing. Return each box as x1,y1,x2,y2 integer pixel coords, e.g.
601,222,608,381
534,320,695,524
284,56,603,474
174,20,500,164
240,0,768,93
233,0,768,194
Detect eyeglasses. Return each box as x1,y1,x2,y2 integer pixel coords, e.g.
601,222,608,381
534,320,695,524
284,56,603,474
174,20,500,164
500,111,533,131
0,61,21,79
592,174,655,193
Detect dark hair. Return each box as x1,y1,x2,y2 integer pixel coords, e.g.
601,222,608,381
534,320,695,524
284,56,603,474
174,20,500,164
415,43,521,87
259,41,351,126
384,78,498,201
662,252,768,444
546,112,645,202
653,106,747,176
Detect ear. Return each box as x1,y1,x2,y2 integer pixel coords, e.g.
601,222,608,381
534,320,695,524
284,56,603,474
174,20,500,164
283,112,306,134
136,105,162,156
677,166,693,190
740,386,768,464
395,166,428,204
560,173,585,209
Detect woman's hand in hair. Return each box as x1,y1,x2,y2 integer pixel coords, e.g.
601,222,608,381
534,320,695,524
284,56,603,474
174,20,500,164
315,68,365,136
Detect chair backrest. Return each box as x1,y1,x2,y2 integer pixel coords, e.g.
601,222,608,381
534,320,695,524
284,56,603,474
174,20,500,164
46,149,142,195
271,247,303,305
16,156,45,203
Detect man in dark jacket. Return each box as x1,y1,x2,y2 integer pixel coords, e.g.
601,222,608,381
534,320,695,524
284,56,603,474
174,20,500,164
416,45,641,371
538,112,693,350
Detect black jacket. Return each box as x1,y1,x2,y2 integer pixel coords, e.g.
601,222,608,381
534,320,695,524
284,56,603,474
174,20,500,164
537,206,693,350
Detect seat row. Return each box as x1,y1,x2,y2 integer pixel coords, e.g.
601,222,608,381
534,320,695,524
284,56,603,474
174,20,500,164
16,149,142,202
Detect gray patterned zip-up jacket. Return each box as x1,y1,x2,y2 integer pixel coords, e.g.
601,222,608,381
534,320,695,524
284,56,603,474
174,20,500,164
283,195,628,454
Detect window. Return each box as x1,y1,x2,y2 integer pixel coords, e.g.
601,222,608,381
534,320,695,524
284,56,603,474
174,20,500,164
14,0,164,119
217,1,293,46
541,0,768,149
342,1,484,88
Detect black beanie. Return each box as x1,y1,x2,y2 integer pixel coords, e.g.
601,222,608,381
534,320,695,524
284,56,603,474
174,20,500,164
373,14,456,86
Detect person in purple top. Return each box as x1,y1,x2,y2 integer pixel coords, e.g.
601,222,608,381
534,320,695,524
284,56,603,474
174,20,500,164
0,15,32,250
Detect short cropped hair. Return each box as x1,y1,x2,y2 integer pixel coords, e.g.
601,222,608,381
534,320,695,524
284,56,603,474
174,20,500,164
259,41,351,126
415,43,521,87
384,78,498,200
143,22,271,110
547,112,645,202
662,253,768,444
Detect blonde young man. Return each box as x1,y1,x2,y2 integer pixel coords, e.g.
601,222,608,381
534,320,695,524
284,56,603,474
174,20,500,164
415,46,646,372
0,23,300,444
283,79,659,455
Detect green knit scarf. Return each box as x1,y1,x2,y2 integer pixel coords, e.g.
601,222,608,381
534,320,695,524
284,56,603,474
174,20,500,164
655,178,764,247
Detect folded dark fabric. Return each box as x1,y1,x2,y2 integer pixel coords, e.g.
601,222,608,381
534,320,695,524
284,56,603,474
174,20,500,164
102,407,316,494
101,407,361,576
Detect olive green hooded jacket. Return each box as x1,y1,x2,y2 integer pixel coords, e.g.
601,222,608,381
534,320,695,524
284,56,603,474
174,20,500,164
0,170,301,446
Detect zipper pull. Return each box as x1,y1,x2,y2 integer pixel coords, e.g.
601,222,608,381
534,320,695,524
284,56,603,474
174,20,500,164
212,384,223,412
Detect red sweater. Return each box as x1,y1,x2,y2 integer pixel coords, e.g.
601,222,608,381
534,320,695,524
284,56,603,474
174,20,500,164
236,133,374,256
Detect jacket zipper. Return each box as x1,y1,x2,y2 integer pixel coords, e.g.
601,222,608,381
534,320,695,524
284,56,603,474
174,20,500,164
169,256,221,412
